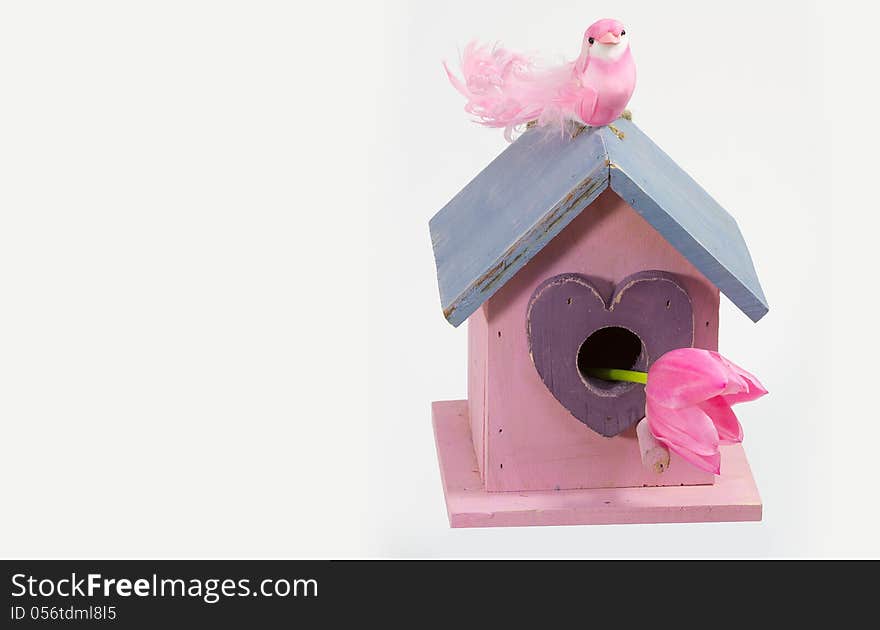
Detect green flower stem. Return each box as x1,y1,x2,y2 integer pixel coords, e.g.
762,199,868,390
583,367,648,384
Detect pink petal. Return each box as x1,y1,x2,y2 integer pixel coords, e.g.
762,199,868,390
645,348,731,409
710,352,769,405
700,396,743,444
646,398,719,457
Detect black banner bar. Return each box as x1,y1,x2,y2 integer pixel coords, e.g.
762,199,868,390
0,559,868,626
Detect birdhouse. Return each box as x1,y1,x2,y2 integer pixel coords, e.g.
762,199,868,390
429,118,768,527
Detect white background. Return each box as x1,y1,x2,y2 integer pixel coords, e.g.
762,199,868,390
0,1,876,558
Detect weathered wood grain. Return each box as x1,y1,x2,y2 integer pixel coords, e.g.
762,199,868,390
429,120,768,326
430,127,609,327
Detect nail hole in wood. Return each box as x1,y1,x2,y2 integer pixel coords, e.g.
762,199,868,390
706,321,710,327
567,297,572,305
666,300,671,308
497,331,502,338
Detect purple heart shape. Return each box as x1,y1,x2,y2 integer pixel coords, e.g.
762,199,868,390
526,270,694,437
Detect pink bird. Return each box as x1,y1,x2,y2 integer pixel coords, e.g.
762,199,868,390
644,349,768,474
445,18,636,139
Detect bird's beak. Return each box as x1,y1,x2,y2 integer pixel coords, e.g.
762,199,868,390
598,32,620,45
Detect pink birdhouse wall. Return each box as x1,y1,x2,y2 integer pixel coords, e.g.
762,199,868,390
468,190,718,492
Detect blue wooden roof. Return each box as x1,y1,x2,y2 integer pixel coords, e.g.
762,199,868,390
429,118,769,327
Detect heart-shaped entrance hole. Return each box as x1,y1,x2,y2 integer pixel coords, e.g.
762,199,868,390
577,326,644,393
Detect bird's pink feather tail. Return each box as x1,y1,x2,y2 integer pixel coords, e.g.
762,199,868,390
444,41,582,140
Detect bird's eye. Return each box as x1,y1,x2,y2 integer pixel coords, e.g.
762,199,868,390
588,37,595,44
621,30,626,35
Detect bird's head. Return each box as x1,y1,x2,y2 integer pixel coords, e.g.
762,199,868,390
581,18,629,62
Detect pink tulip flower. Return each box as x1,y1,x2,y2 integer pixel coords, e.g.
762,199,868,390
644,348,768,474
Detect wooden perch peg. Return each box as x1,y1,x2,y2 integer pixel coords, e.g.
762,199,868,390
636,418,669,474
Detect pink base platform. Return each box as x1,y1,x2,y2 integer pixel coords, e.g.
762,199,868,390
432,400,762,528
